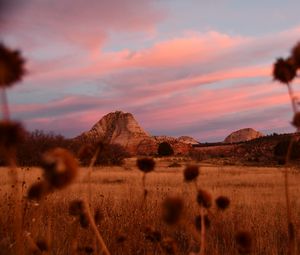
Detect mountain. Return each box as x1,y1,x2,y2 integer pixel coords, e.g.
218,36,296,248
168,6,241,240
75,111,193,155
224,128,263,143
76,111,153,154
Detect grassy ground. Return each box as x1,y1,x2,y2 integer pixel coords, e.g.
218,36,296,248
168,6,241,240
1,158,300,254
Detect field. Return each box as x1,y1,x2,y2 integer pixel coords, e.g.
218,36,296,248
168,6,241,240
1,158,300,254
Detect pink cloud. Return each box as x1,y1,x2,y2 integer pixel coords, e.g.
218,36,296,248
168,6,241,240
24,31,252,83
3,0,165,48
23,25,300,86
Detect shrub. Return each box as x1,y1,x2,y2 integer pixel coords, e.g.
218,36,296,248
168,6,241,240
15,130,75,166
157,142,174,156
78,142,129,166
273,138,300,162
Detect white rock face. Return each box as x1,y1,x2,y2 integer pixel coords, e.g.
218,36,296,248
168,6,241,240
224,128,263,143
177,136,200,145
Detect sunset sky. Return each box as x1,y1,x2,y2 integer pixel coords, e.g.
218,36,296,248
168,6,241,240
2,0,300,142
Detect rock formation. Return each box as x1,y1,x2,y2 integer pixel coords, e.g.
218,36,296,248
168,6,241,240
177,136,200,145
224,128,263,143
76,111,152,154
75,111,196,155
153,136,192,155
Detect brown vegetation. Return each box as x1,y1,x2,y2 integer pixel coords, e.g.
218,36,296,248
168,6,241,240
0,163,300,254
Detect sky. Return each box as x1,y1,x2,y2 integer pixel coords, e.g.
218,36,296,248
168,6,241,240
1,0,300,142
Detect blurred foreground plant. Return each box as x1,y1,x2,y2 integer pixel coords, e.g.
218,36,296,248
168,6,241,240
273,41,300,255
0,42,26,255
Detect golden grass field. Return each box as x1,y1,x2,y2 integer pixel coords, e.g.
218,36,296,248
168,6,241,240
1,157,300,254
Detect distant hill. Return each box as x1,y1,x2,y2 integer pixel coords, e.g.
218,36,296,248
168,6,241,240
224,128,263,143
193,132,300,165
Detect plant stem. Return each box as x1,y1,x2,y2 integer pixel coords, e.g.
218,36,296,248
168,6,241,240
142,172,147,201
1,87,10,120
84,200,110,255
87,147,100,206
285,81,297,255
8,154,24,255
284,137,295,255
287,83,297,114
199,206,206,255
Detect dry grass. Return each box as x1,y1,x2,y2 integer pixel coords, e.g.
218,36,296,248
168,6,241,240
1,158,300,254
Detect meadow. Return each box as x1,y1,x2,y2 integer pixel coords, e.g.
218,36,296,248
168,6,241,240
0,157,299,255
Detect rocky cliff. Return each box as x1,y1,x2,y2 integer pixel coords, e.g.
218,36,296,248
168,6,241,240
75,111,195,155
76,111,152,154
224,128,263,143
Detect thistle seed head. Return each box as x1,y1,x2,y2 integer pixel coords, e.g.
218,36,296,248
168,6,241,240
0,43,26,88
292,112,300,129
215,196,230,210
36,239,49,252
41,148,78,189
0,121,25,149
197,189,212,209
183,165,199,182
136,157,155,173
235,231,252,254
273,57,296,84
27,181,50,201
292,42,300,67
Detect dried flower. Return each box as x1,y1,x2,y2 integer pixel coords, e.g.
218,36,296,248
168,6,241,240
235,231,252,254
0,43,26,88
197,189,212,209
27,181,50,201
162,196,183,225
41,148,78,189
215,196,230,210
0,121,25,149
292,42,300,67
36,239,49,252
292,112,300,128
194,215,211,231
183,165,199,182
273,58,296,84
136,157,155,173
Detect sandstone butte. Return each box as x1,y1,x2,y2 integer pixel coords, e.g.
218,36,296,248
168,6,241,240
75,111,199,155
224,128,263,143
